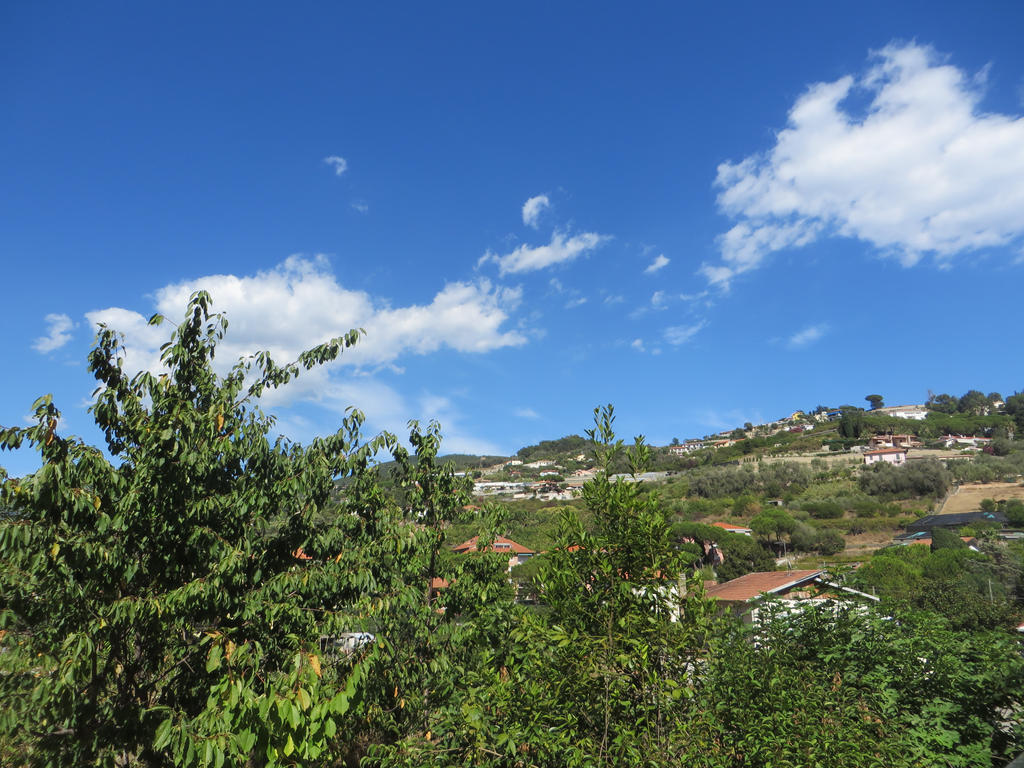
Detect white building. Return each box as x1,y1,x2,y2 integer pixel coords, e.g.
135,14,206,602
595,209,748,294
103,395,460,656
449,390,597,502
863,447,907,466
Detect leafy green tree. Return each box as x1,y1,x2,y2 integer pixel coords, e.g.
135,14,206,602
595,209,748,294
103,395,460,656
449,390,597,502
853,552,924,600
865,394,884,410
749,508,796,542
815,528,845,555
1004,391,1024,431
371,406,720,767
0,294,512,768
958,389,990,415
0,293,376,766
927,392,959,414
838,408,865,438
931,527,967,551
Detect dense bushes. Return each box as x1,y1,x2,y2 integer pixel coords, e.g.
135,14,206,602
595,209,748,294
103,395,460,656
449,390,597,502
853,538,1023,632
858,458,951,498
685,462,812,499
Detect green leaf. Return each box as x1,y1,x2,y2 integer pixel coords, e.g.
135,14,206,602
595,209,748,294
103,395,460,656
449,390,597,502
206,643,222,673
153,717,173,750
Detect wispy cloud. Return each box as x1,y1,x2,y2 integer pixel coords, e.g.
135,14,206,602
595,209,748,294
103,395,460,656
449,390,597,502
481,231,610,275
664,321,707,346
565,297,587,309
522,194,550,228
788,323,828,348
351,200,368,213
323,155,348,176
704,42,1024,287
33,313,74,353
515,407,540,420
644,254,670,274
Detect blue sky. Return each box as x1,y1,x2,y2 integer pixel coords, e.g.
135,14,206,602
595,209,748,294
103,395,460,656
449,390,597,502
3,3,1024,474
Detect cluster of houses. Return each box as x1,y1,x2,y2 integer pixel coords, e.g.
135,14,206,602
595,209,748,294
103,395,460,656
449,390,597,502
472,479,577,501
668,437,741,456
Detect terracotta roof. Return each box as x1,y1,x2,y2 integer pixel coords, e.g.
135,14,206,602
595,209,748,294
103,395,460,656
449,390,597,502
711,522,752,531
452,535,534,555
705,570,822,602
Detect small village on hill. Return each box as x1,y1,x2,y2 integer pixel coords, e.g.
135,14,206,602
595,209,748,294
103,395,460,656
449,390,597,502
435,391,1024,634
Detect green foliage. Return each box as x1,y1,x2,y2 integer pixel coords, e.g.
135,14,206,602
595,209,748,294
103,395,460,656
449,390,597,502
859,458,951,499
371,406,721,767
683,461,812,499
0,293,380,767
855,535,1024,632
3,303,1022,767
749,508,796,541
0,294,514,768
694,603,1024,767
838,407,865,438
930,527,967,551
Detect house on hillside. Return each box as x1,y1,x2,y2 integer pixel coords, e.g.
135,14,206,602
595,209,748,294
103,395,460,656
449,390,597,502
710,521,753,536
905,510,1007,534
863,447,907,466
668,440,705,455
877,405,928,420
868,434,921,449
940,435,992,449
705,570,878,624
452,535,535,572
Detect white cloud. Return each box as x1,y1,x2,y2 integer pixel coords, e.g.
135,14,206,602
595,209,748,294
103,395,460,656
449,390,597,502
323,155,348,176
481,231,610,275
705,42,1024,287
788,323,828,348
650,290,667,308
664,321,706,346
522,194,550,228
515,407,540,420
32,313,74,353
85,256,527,385
631,338,645,352
351,201,369,213
565,297,587,309
644,254,670,274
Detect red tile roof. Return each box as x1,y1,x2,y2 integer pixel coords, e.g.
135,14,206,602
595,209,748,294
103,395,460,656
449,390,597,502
711,522,752,531
452,535,534,555
705,570,822,602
